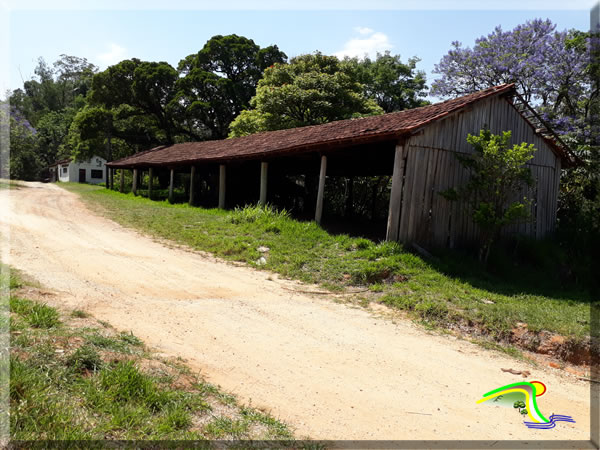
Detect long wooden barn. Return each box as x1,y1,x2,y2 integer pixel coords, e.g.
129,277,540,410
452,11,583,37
108,83,575,248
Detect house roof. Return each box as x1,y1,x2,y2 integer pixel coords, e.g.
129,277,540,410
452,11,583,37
49,155,107,168
108,83,574,169
48,158,72,167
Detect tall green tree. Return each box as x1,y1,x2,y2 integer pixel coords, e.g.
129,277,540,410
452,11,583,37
66,104,160,162
229,53,383,137
88,59,185,146
8,55,97,170
177,34,287,139
12,56,97,127
343,52,429,113
6,111,41,180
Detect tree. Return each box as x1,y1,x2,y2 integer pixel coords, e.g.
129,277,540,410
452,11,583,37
52,55,97,109
6,55,98,174
35,107,82,166
176,34,287,139
431,19,588,104
7,110,41,181
443,129,536,263
430,19,592,148
65,103,163,163
229,53,383,137
513,401,527,416
88,59,184,146
12,56,97,127
432,19,599,260
343,52,429,113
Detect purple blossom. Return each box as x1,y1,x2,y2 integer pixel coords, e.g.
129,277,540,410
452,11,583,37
432,18,594,148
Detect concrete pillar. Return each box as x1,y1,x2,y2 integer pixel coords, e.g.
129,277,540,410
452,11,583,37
315,155,327,224
168,168,175,204
119,169,125,193
189,166,196,206
259,162,268,206
132,169,138,195
218,164,226,209
148,167,154,200
386,144,405,241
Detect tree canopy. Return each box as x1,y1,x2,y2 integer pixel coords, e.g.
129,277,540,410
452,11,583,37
344,52,429,113
229,53,384,137
176,34,287,139
6,55,98,176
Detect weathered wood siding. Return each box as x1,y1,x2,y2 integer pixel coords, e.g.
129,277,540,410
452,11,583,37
392,95,561,247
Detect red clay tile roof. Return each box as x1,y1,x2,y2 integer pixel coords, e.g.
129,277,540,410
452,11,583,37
107,83,571,168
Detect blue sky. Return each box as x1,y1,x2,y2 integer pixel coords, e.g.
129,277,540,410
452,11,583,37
4,3,595,100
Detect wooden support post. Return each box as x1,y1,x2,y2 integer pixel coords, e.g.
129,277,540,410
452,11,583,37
132,169,138,195
110,168,114,190
189,166,196,206
148,167,154,200
315,155,327,224
386,144,405,241
119,169,125,193
168,168,175,204
218,164,226,209
259,162,268,206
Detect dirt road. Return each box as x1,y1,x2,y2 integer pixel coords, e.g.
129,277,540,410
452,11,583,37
0,182,590,440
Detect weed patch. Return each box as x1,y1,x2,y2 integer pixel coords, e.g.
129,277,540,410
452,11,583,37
10,297,60,328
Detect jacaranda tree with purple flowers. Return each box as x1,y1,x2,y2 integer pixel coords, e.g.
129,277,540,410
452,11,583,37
431,19,588,110
432,19,599,247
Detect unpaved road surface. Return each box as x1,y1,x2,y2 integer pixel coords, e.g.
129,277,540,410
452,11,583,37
0,182,590,440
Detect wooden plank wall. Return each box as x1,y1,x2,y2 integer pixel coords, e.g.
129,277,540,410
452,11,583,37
395,95,561,247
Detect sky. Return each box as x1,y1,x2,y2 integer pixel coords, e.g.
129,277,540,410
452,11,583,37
2,1,597,100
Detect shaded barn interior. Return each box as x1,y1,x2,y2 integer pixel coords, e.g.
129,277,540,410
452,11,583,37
107,84,575,247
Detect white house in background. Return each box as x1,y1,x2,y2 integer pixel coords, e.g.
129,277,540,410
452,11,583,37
49,155,107,184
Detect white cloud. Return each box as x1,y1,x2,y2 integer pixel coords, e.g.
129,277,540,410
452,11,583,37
354,26,373,35
96,43,127,67
334,29,393,60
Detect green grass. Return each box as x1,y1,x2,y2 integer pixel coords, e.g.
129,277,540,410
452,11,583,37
10,297,60,329
4,264,294,441
61,183,590,345
0,263,23,291
70,309,89,318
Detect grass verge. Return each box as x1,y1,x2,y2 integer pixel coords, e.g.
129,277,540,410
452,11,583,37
61,183,590,348
4,266,294,441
